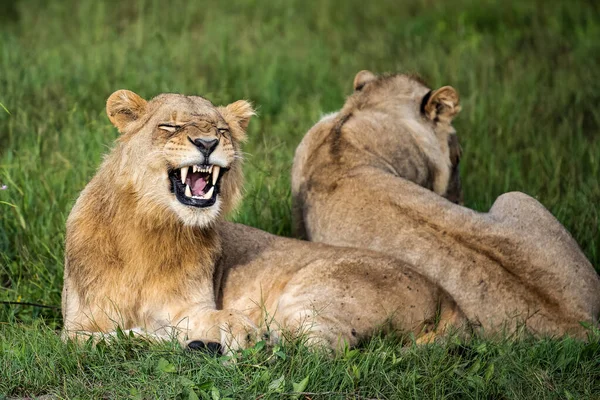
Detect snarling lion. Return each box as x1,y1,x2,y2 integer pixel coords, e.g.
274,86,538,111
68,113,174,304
63,90,467,352
63,90,260,350
292,71,600,338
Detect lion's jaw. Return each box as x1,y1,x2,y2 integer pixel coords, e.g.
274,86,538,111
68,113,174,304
162,124,233,227
107,143,225,229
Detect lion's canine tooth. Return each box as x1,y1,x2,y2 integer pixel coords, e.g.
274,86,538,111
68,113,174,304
193,165,198,173
212,165,220,185
181,166,189,184
185,184,192,197
209,165,213,174
203,186,214,199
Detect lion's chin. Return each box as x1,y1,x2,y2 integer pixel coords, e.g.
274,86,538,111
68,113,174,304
170,196,222,227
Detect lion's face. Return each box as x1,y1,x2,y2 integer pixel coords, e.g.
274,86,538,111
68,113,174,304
105,90,254,227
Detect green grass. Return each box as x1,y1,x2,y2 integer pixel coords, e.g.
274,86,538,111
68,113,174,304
1,0,599,398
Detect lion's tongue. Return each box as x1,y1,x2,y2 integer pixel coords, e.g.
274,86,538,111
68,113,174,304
190,175,208,196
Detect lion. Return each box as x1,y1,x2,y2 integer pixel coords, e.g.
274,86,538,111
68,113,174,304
62,90,260,350
63,89,468,352
291,70,600,338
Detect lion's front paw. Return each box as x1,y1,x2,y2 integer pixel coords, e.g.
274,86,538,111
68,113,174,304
187,340,223,355
217,309,267,352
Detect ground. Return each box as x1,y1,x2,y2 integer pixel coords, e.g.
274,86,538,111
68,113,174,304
1,0,599,398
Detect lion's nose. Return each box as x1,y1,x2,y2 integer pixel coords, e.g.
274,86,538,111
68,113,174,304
189,137,219,156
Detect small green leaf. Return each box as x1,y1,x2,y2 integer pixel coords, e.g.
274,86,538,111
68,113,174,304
467,359,481,374
259,370,271,382
254,340,266,351
197,381,213,390
579,321,592,329
292,376,309,393
115,326,126,340
187,389,200,400
211,386,220,400
241,348,253,357
218,355,232,363
179,376,195,387
352,364,361,380
344,348,359,360
475,343,487,354
129,388,142,400
484,363,495,382
275,350,286,360
0,102,10,115
157,357,176,373
268,374,285,392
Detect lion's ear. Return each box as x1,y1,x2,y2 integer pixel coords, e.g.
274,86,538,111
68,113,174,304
353,70,377,91
421,86,461,123
220,100,255,139
106,90,148,133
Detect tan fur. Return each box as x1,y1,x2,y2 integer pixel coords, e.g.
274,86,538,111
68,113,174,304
292,71,600,338
214,222,466,350
64,90,468,352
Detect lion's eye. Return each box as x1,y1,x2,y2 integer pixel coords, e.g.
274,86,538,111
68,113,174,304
158,124,180,133
218,128,229,134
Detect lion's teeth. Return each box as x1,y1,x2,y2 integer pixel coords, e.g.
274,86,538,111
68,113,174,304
193,165,198,173
181,166,189,184
209,165,213,174
212,165,220,185
185,184,192,197
203,186,214,199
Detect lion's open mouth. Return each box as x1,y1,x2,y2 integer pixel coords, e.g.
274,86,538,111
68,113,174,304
169,164,226,208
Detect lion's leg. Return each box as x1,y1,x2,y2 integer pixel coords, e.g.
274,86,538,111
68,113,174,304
415,296,467,345
63,279,262,353
63,327,171,344
488,192,600,325
63,307,260,353
61,299,174,345
273,257,465,352
278,307,359,352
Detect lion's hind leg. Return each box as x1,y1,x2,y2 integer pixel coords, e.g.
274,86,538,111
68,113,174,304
414,295,467,345
271,286,360,352
489,192,600,331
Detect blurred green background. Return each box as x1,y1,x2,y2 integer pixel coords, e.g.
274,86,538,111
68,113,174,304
1,0,599,397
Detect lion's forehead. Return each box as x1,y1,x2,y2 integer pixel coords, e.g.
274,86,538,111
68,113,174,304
145,94,225,124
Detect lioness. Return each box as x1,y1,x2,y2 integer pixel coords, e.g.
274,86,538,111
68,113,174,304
63,90,465,352
292,71,600,337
